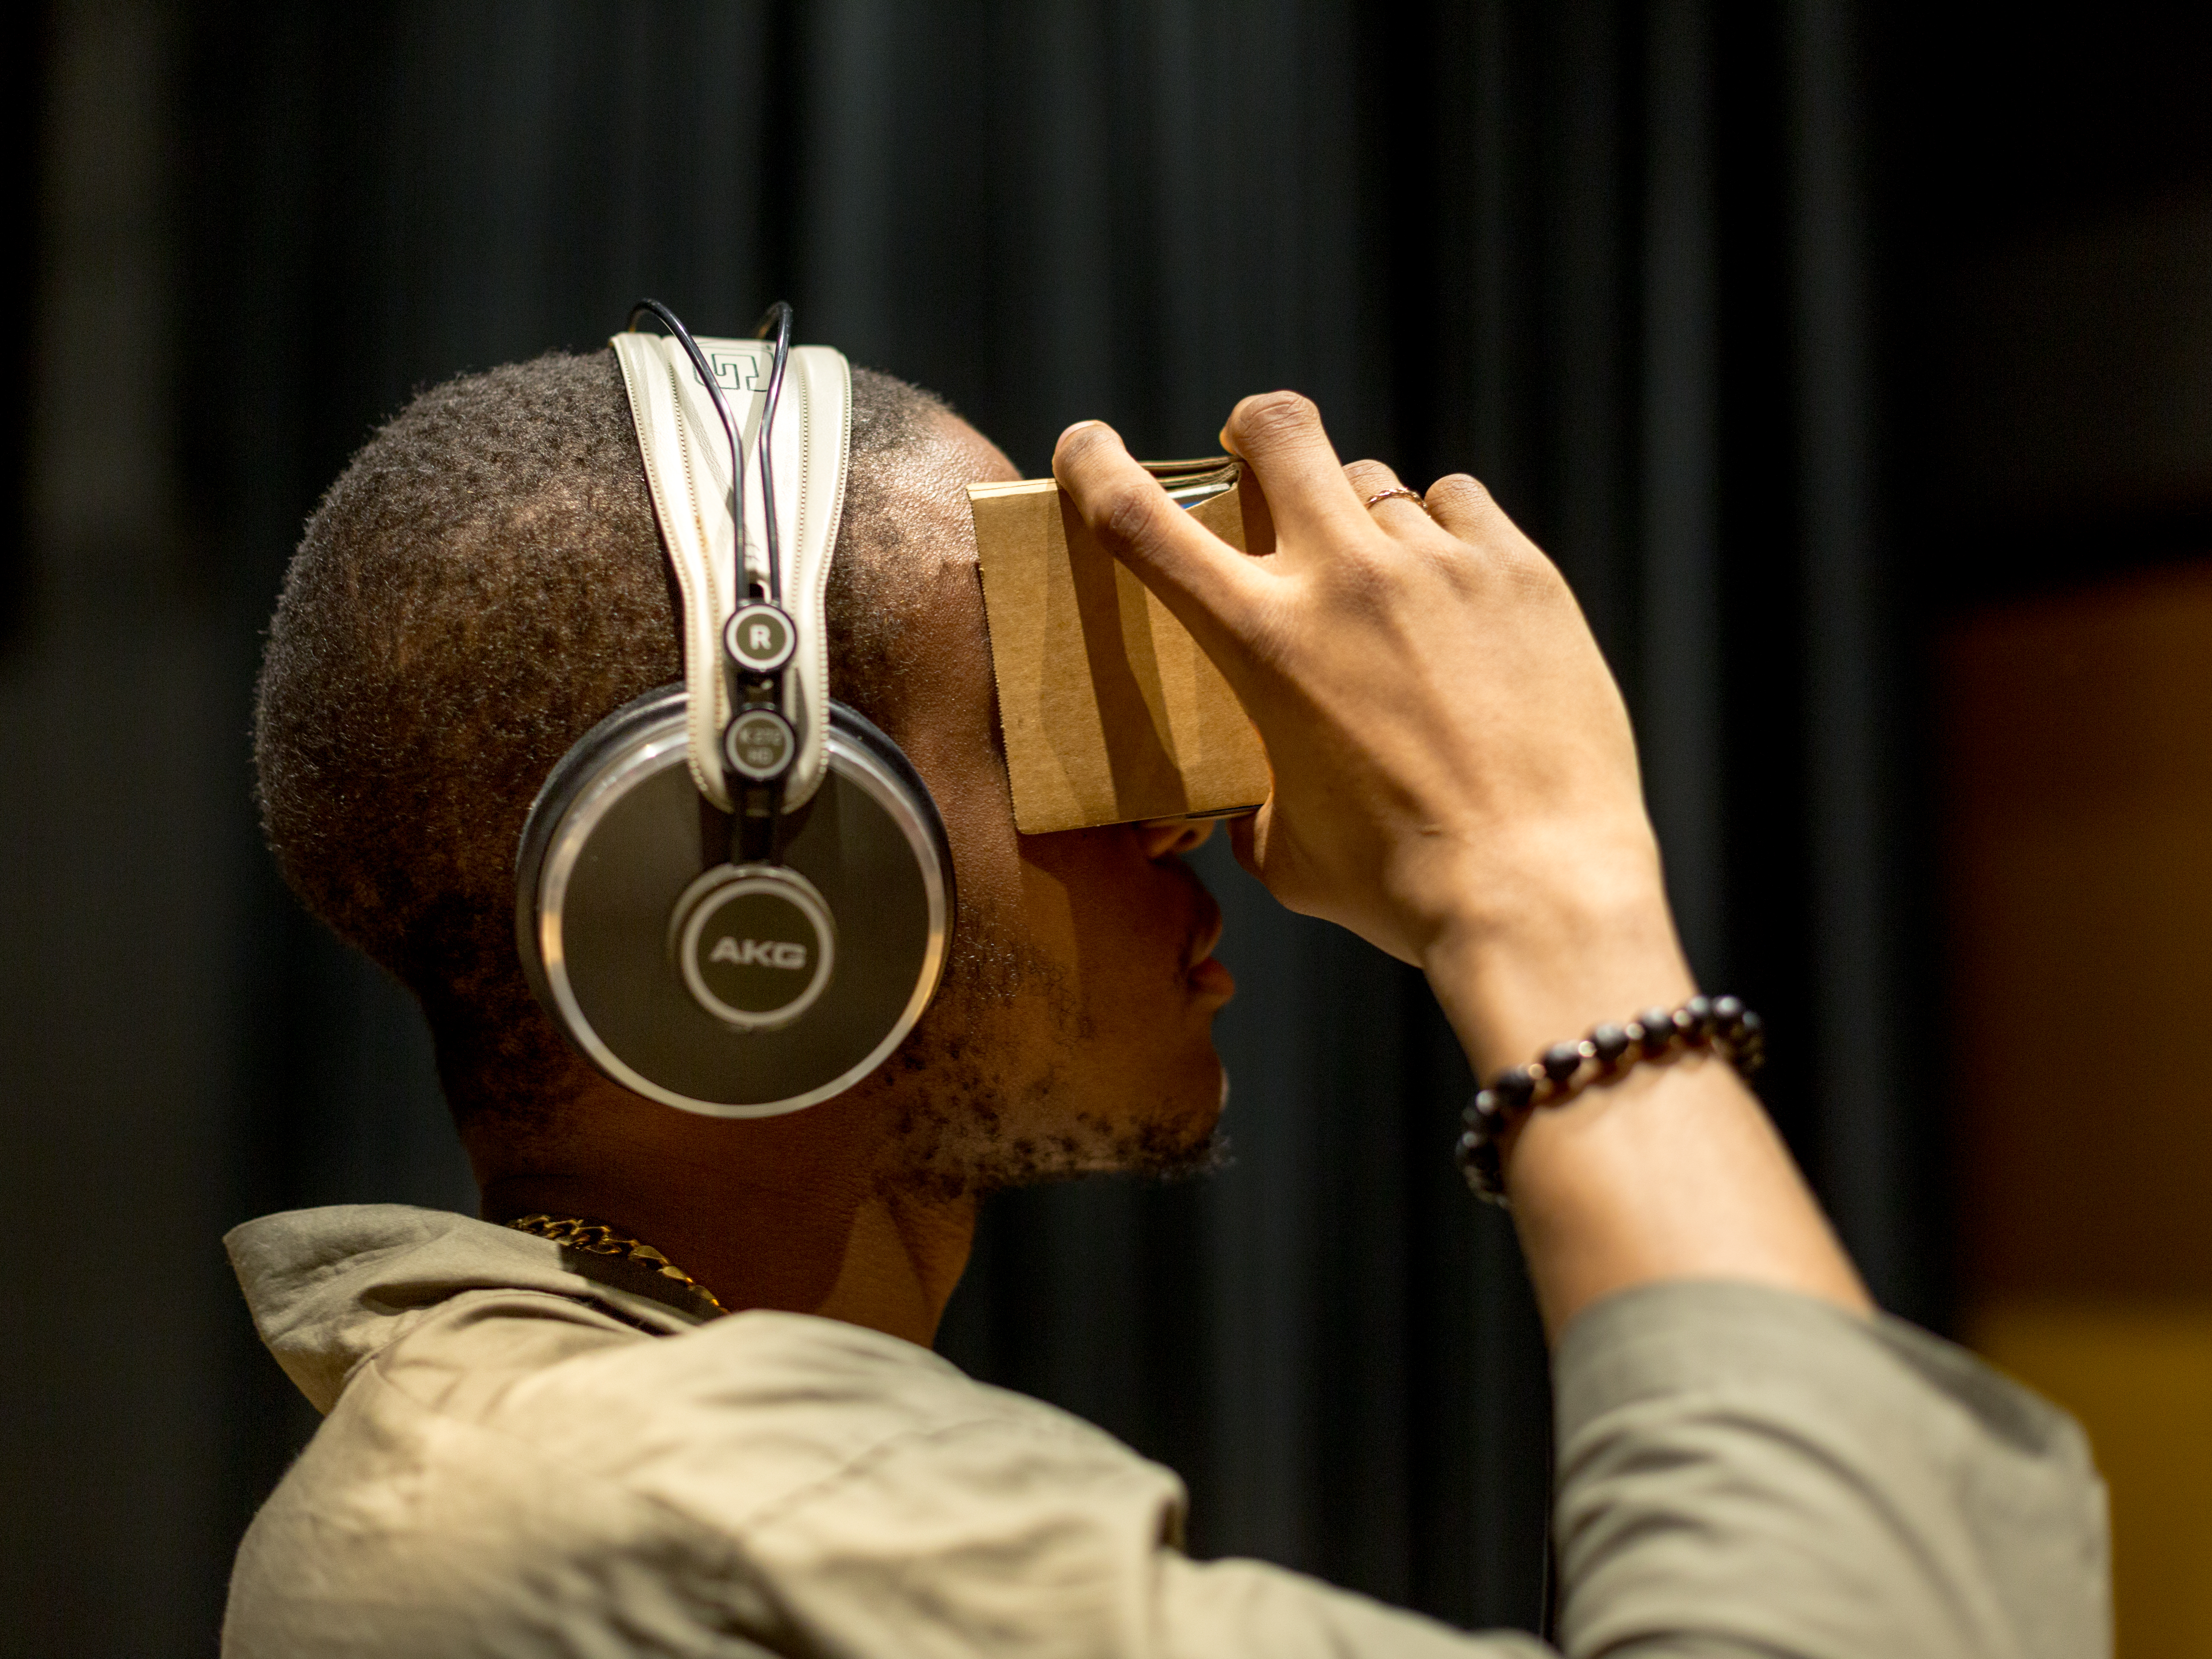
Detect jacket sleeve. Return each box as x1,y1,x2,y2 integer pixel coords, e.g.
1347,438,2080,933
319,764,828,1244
1153,1281,2107,1659
1548,1281,2109,1659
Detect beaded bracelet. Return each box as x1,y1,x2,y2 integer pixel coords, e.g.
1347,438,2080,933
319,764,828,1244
1454,995,1765,1205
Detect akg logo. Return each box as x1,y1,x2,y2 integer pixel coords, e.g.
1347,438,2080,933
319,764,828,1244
710,937,808,971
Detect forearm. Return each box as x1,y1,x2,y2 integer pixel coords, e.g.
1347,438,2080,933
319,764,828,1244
1421,880,1869,1339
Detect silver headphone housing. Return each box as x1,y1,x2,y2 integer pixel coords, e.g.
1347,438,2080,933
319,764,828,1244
516,686,953,1117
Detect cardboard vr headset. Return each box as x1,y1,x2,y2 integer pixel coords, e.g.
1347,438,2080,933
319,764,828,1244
967,458,1273,835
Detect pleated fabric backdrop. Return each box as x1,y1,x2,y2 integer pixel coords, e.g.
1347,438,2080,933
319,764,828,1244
2,3,1923,1653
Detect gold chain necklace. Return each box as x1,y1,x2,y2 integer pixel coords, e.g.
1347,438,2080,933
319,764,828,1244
505,1214,727,1316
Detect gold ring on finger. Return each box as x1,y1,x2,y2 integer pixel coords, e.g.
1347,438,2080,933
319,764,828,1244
1365,486,1424,510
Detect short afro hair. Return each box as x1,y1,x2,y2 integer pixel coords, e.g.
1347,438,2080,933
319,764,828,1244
254,348,953,1131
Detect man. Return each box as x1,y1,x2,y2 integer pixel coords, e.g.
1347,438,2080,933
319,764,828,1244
227,347,2107,1656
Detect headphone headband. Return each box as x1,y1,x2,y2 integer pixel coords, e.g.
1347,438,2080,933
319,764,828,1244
518,305,951,1117
610,311,852,814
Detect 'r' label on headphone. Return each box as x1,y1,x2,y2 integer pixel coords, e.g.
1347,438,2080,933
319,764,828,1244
726,602,796,674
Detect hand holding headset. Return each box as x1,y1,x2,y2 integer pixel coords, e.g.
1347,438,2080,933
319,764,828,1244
514,302,955,1116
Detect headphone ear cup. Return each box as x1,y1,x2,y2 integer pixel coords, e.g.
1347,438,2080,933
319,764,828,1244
822,699,953,877
515,689,954,1117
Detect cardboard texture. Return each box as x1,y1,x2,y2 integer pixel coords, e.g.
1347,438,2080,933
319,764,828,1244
969,462,1273,834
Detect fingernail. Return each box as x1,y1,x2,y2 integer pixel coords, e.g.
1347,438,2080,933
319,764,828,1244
1057,420,1101,446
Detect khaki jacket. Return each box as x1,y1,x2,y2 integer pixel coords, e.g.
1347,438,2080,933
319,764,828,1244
222,1205,2108,1657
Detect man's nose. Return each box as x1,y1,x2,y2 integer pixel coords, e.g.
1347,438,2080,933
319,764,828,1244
1136,816,1219,860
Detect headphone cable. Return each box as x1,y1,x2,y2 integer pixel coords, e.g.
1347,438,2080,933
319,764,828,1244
752,302,794,605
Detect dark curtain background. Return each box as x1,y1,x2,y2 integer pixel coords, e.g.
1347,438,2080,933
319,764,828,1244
3,4,1919,1655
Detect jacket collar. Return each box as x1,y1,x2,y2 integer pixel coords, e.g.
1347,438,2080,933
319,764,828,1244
224,1204,706,1414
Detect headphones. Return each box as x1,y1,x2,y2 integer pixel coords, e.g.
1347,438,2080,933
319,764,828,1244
514,302,955,1116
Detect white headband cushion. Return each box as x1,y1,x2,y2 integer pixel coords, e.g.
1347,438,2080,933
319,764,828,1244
609,331,852,811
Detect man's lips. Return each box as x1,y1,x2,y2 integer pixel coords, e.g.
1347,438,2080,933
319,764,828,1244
1184,893,1234,1000
1184,892,1225,972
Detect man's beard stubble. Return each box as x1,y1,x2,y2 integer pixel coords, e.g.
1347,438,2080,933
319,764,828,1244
867,884,1227,1199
